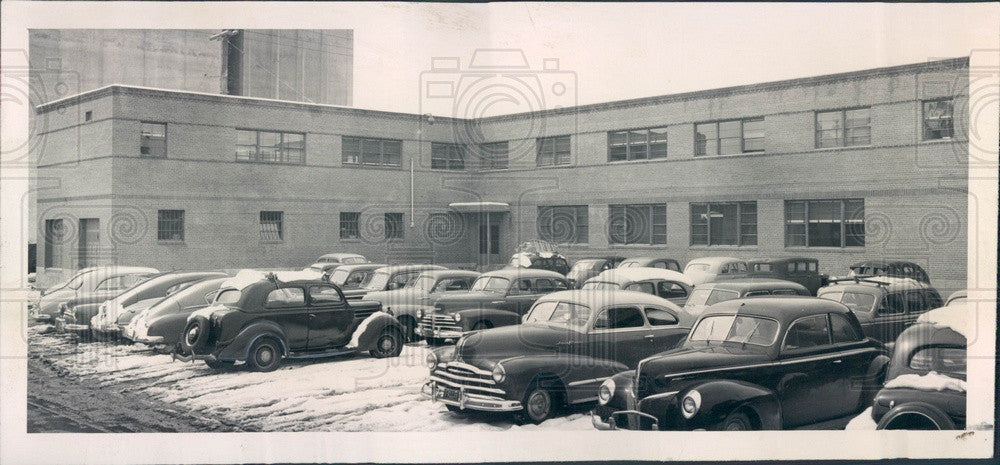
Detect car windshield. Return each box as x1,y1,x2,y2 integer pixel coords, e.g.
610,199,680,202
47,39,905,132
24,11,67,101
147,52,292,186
570,260,602,272
689,315,780,346
581,281,620,290
328,268,351,285
819,291,877,312
619,261,640,268
409,276,436,291
471,276,511,292
752,263,772,272
215,288,241,305
342,256,366,264
685,263,711,273
365,271,391,291
685,288,741,308
524,300,593,328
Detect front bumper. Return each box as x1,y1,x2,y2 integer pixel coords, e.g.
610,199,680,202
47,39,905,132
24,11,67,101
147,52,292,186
422,381,522,412
417,326,464,339
122,325,164,344
591,409,660,430
53,317,89,334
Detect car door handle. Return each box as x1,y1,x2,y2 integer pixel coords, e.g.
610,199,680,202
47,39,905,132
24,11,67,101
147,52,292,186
644,334,655,341
308,313,317,318
832,359,843,364
490,301,505,304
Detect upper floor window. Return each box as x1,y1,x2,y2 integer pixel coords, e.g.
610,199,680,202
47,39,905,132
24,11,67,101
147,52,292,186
785,199,864,248
157,210,185,242
340,212,360,239
609,204,667,245
384,213,404,240
260,211,283,241
537,205,588,244
431,143,466,170
343,136,402,167
479,141,509,170
695,118,764,156
609,127,668,162
536,135,571,167
140,122,167,157
816,108,871,148
922,99,954,140
690,202,757,246
236,129,305,164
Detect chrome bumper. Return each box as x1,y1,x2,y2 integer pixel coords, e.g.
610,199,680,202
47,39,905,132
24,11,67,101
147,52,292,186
53,317,89,333
591,410,659,431
422,381,522,412
417,326,463,339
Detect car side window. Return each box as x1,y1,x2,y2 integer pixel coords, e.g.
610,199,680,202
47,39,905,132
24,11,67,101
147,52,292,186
772,289,799,296
510,279,533,295
782,315,831,351
553,279,569,291
624,282,655,295
829,313,862,343
387,273,412,290
880,293,906,315
345,271,367,286
535,278,555,293
737,262,748,272
744,290,770,297
808,262,818,272
203,290,218,305
658,281,688,298
644,307,678,326
309,286,343,305
652,261,667,269
593,306,646,330
668,262,680,271
265,287,306,308
437,278,471,292
905,291,928,314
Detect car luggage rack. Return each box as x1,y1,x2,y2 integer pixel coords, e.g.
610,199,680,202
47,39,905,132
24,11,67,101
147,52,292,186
827,276,893,287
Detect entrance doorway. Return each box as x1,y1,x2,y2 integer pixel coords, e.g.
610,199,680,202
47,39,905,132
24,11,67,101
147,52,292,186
78,218,100,268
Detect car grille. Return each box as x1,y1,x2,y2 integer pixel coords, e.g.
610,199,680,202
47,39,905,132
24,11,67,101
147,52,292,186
636,373,652,398
430,362,504,397
419,312,462,333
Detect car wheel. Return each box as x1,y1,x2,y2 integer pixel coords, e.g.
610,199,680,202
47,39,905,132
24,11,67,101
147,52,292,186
721,411,753,431
181,317,211,353
876,403,955,430
516,384,554,425
246,337,283,372
204,358,235,370
369,329,403,359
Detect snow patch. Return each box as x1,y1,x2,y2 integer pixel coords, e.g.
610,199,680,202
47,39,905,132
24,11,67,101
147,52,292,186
916,303,970,339
345,312,383,349
844,407,877,430
189,304,227,321
221,269,321,291
884,371,966,393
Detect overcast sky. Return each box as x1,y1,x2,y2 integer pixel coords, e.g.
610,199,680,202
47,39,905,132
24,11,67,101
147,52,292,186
341,3,998,116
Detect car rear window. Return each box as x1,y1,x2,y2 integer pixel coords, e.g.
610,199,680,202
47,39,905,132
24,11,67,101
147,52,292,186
908,346,966,378
685,263,710,273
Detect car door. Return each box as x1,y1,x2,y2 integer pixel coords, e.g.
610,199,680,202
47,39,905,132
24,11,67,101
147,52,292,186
503,279,541,315
586,306,650,367
305,285,353,349
827,312,877,414
867,291,908,342
261,287,311,350
776,314,844,428
641,305,688,352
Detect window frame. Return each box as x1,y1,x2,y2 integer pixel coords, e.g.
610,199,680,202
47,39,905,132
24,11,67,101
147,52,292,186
384,212,404,240
784,199,865,248
608,203,667,245
478,141,509,170
591,305,648,332
537,205,589,244
689,201,758,246
44,218,65,268
157,209,185,242
259,211,284,242
536,135,572,167
235,129,306,164
607,126,669,162
922,98,955,141
694,117,765,156
340,212,361,240
431,142,467,171
139,122,167,158
815,107,872,149
341,136,403,167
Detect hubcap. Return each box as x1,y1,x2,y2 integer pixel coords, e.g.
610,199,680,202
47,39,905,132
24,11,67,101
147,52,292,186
726,419,747,430
186,327,199,344
527,390,549,419
380,336,394,351
257,346,274,364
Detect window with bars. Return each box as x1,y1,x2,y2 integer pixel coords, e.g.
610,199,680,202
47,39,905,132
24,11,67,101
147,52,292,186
479,141,509,170
236,129,305,164
608,204,667,245
537,205,588,244
431,143,466,170
922,99,954,140
44,219,65,268
608,127,668,162
260,211,283,241
695,118,764,156
157,210,185,242
689,202,757,246
816,108,871,148
384,213,404,240
342,136,403,167
536,136,571,167
785,199,864,248
140,122,167,157
340,212,360,239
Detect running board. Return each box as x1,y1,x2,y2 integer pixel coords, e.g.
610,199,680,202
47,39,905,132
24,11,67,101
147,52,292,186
286,348,358,360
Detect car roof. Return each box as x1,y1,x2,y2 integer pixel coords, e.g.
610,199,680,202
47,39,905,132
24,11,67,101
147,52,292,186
414,269,481,279
850,259,923,268
686,256,743,266
698,278,810,292
319,253,366,260
819,276,929,293
372,264,448,273
335,263,387,272
703,296,849,324
575,256,626,262
93,266,159,275
590,267,693,286
622,256,678,263
747,257,817,265
483,267,567,279
536,289,680,309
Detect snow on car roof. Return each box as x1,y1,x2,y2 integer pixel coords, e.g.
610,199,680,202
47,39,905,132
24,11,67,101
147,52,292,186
591,267,693,286
916,303,970,339
535,289,682,310
686,256,742,266
220,269,322,290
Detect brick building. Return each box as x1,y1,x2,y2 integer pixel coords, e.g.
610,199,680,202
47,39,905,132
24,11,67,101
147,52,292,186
33,57,970,293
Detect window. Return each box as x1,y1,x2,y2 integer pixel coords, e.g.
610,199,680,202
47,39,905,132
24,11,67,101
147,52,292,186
431,143,466,170
479,141,509,170
434,278,471,292
689,202,757,246
537,205,588,244
265,287,305,307
44,219,65,268
645,307,678,326
84,110,92,122
608,204,666,245
909,347,966,377
783,315,831,350
816,108,871,148
157,210,185,241
479,223,500,254
923,99,954,140
689,315,780,346
260,211,283,241
96,274,149,292
340,212,360,239
695,118,764,156
785,199,864,247
830,313,862,343
309,286,343,304
342,136,403,167
535,279,555,293
140,122,167,157
384,213,404,239
236,129,305,164
536,135,571,166
608,127,668,161
593,306,646,330
657,281,688,299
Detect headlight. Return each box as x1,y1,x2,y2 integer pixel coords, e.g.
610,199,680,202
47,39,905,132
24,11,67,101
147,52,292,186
454,313,462,322
598,378,616,405
425,352,438,370
491,363,506,383
681,390,701,418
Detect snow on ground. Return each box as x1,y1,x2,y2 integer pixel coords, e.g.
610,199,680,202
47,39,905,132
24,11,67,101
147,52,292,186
844,407,877,430
28,325,591,432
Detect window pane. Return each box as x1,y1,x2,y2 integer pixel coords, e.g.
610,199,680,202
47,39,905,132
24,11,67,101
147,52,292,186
923,99,954,140
783,315,831,350
140,123,167,157
260,211,283,241
845,108,871,146
739,202,757,245
362,139,382,165
157,210,185,241
628,131,648,160
695,123,716,156
742,118,765,152
383,140,402,166
690,204,708,245
343,137,361,164
384,213,404,239
844,199,865,247
710,203,739,245
816,111,843,148
340,212,360,239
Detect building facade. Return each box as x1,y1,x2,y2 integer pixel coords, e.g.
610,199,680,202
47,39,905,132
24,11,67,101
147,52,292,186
33,58,970,293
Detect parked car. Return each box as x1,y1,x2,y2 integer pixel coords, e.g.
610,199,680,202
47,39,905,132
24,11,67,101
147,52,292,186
683,257,748,285
313,253,368,266
30,266,159,323
847,259,931,284
173,270,403,371
592,297,889,431
124,276,229,351
817,277,943,342
565,256,625,288
326,263,386,291
52,269,165,333
417,268,569,345
343,264,447,300
746,257,828,295
618,257,682,272
508,251,571,275
945,289,967,306
424,290,695,424
870,304,967,429
363,269,480,341
683,279,811,317
581,267,694,306
84,271,229,339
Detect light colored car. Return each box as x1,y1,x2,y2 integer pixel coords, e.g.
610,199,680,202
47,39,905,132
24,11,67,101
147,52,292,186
581,267,694,306
682,256,748,285
363,269,480,342
31,266,159,323
306,253,367,271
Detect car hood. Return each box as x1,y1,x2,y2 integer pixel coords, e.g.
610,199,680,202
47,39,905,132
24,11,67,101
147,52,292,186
364,289,428,304
37,288,77,315
454,323,579,369
434,291,504,309
638,344,773,381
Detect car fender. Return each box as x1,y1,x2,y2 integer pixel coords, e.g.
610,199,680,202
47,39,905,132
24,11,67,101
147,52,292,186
454,307,520,330
498,354,628,403
387,303,424,322
215,320,289,362
70,302,103,325
349,312,402,351
679,379,782,430
876,401,956,430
